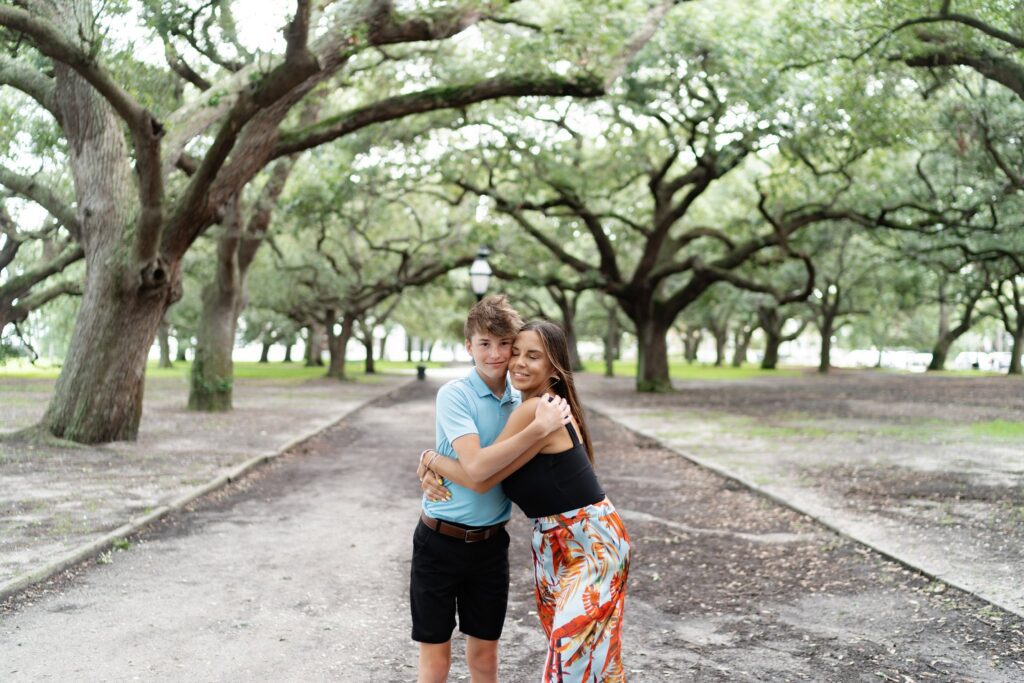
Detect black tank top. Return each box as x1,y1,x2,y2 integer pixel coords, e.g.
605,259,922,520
501,423,605,518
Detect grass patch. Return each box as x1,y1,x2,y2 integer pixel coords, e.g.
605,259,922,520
0,359,437,382
581,360,802,381
875,421,949,442
746,425,830,439
968,420,1024,440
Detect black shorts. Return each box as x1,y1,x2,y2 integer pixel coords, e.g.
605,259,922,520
410,518,510,643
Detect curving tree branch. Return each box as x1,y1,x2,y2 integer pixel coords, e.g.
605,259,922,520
0,166,80,238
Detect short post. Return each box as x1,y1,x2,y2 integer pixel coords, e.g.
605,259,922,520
416,364,427,380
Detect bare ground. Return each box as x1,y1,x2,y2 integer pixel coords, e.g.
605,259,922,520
578,369,1024,620
3,376,1022,681
0,371,407,588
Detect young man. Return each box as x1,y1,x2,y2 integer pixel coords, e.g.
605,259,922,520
411,295,569,683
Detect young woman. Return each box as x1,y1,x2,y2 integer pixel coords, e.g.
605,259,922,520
418,320,631,682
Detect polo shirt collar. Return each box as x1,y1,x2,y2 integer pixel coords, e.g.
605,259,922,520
469,367,514,405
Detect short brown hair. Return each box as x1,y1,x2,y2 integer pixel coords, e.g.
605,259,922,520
464,294,523,340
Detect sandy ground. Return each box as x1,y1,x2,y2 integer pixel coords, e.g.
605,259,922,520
0,371,407,587
2,377,1022,681
576,370,1024,619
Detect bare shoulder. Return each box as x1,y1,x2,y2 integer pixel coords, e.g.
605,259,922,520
516,396,542,411
509,398,540,421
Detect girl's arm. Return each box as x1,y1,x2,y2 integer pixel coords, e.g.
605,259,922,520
425,438,543,494
450,395,568,482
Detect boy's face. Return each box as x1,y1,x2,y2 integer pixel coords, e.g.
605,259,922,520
466,332,514,387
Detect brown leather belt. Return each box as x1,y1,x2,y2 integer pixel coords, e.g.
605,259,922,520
420,511,507,543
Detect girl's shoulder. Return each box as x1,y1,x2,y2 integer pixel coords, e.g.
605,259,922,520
511,396,540,417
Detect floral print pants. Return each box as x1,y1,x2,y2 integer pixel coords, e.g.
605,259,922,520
531,497,631,682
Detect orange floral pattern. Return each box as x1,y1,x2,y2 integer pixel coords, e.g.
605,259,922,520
531,498,631,682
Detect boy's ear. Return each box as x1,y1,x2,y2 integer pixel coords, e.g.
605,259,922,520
464,338,472,355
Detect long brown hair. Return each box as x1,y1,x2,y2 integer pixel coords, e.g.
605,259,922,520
519,320,594,463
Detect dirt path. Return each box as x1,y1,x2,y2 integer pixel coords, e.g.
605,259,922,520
576,370,1024,620
0,373,406,590
2,379,1022,680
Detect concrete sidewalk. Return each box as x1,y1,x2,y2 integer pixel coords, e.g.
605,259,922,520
0,371,410,600
2,377,1022,680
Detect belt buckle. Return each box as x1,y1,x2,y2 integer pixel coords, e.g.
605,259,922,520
464,527,480,542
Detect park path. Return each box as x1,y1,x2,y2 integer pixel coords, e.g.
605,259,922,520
2,378,1022,681
0,373,409,593
575,371,1024,620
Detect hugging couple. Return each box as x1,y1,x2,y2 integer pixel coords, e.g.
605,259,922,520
410,295,631,683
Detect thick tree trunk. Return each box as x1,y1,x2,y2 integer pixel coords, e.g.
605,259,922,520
818,316,835,374
762,331,781,370
176,340,189,362
928,300,977,371
731,326,754,368
406,336,414,363
682,329,701,364
41,31,174,443
305,323,324,366
326,315,354,380
189,155,297,407
363,336,376,374
928,336,955,372
44,273,174,442
426,341,435,362
550,288,583,371
604,307,619,378
259,341,271,363
188,279,238,410
1010,323,1023,375
711,324,728,367
189,198,242,412
283,342,293,363
636,316,672,392
378,333,388,361
157,319,173,368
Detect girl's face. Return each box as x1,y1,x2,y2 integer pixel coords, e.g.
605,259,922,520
510,330,556,395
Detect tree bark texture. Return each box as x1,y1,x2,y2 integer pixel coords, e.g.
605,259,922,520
188,198,242,411
550,287,583,371
363,336,376,374
1010,326,1023,375
731,325,754,368
604,306,620,378
635,316,672,392
762,331,781,370
305,323,324,366
326,315,354,380
818,316,835,374
158,319,173,368
41,23,176,442
710,322,728,367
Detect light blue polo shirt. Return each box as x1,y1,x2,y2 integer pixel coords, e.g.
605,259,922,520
422,369,518,527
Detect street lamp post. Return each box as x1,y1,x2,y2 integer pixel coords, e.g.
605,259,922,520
469,247,492,301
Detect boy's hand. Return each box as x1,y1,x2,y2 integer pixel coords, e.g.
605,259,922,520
534,393,572,435
421,469,450,502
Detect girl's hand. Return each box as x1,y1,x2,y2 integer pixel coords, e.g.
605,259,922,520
534,393,572,435
421,468,450,502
